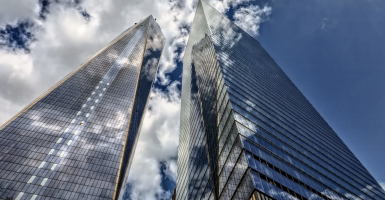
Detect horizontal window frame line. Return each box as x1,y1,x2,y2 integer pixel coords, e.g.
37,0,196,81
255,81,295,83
239,134,360,200
230,96,381,198
249,154,331,200
217,121,238,174
218,148,247,199
222,74,370,177
220,62,344,145
226,88,379,189
221,65,350,152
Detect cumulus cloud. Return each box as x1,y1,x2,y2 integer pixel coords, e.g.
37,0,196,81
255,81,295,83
0,0,39,24
163,159,178,182
207,0,250,13
124,82,180,200
234,4,272,36
155,0,196,85
380,182,385,190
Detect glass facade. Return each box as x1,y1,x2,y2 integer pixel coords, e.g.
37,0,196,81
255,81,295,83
176,1,385,200
0,15,165,200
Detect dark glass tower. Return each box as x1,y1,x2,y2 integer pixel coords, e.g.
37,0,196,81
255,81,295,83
0,15,165,200
176,1,385,200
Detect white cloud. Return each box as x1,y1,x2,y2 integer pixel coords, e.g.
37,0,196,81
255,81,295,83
380,182,385,190
0,49,37,124
234,4,272,36
155,0,196,85
163,159,178,182
125,82,181,200
0,0,39,24
321,17,329,29
207,0,250,13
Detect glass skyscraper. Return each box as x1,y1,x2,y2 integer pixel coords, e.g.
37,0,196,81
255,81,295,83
0,15,165,200
176,1,385,200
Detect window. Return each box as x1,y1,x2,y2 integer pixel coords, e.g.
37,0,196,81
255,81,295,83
82,104,86,108
103,88,106,91
57,138,62,143
90,106,94,110
99,94,103,97
86,113,90,117
59,151,65,157
27,176,36,184
64,128,69,133
95,100,99,103
87,98,91,101
40,178,48,186
15,192,24,200
77,111,81,115
51,164,57,171
96,86,99,89
71,119,75,123
31,195,38,200
74,130,79,135
38,162,46,169
67,140,72,145
48,149,55,155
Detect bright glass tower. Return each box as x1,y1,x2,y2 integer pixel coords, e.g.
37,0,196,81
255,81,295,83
176,1,385,200
0,15,165,200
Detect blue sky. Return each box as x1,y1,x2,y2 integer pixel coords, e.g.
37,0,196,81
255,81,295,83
251,0,385,183
0,0,384,199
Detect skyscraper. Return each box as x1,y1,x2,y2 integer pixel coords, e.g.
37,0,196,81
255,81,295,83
176,1,385,200
0,15,165,200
